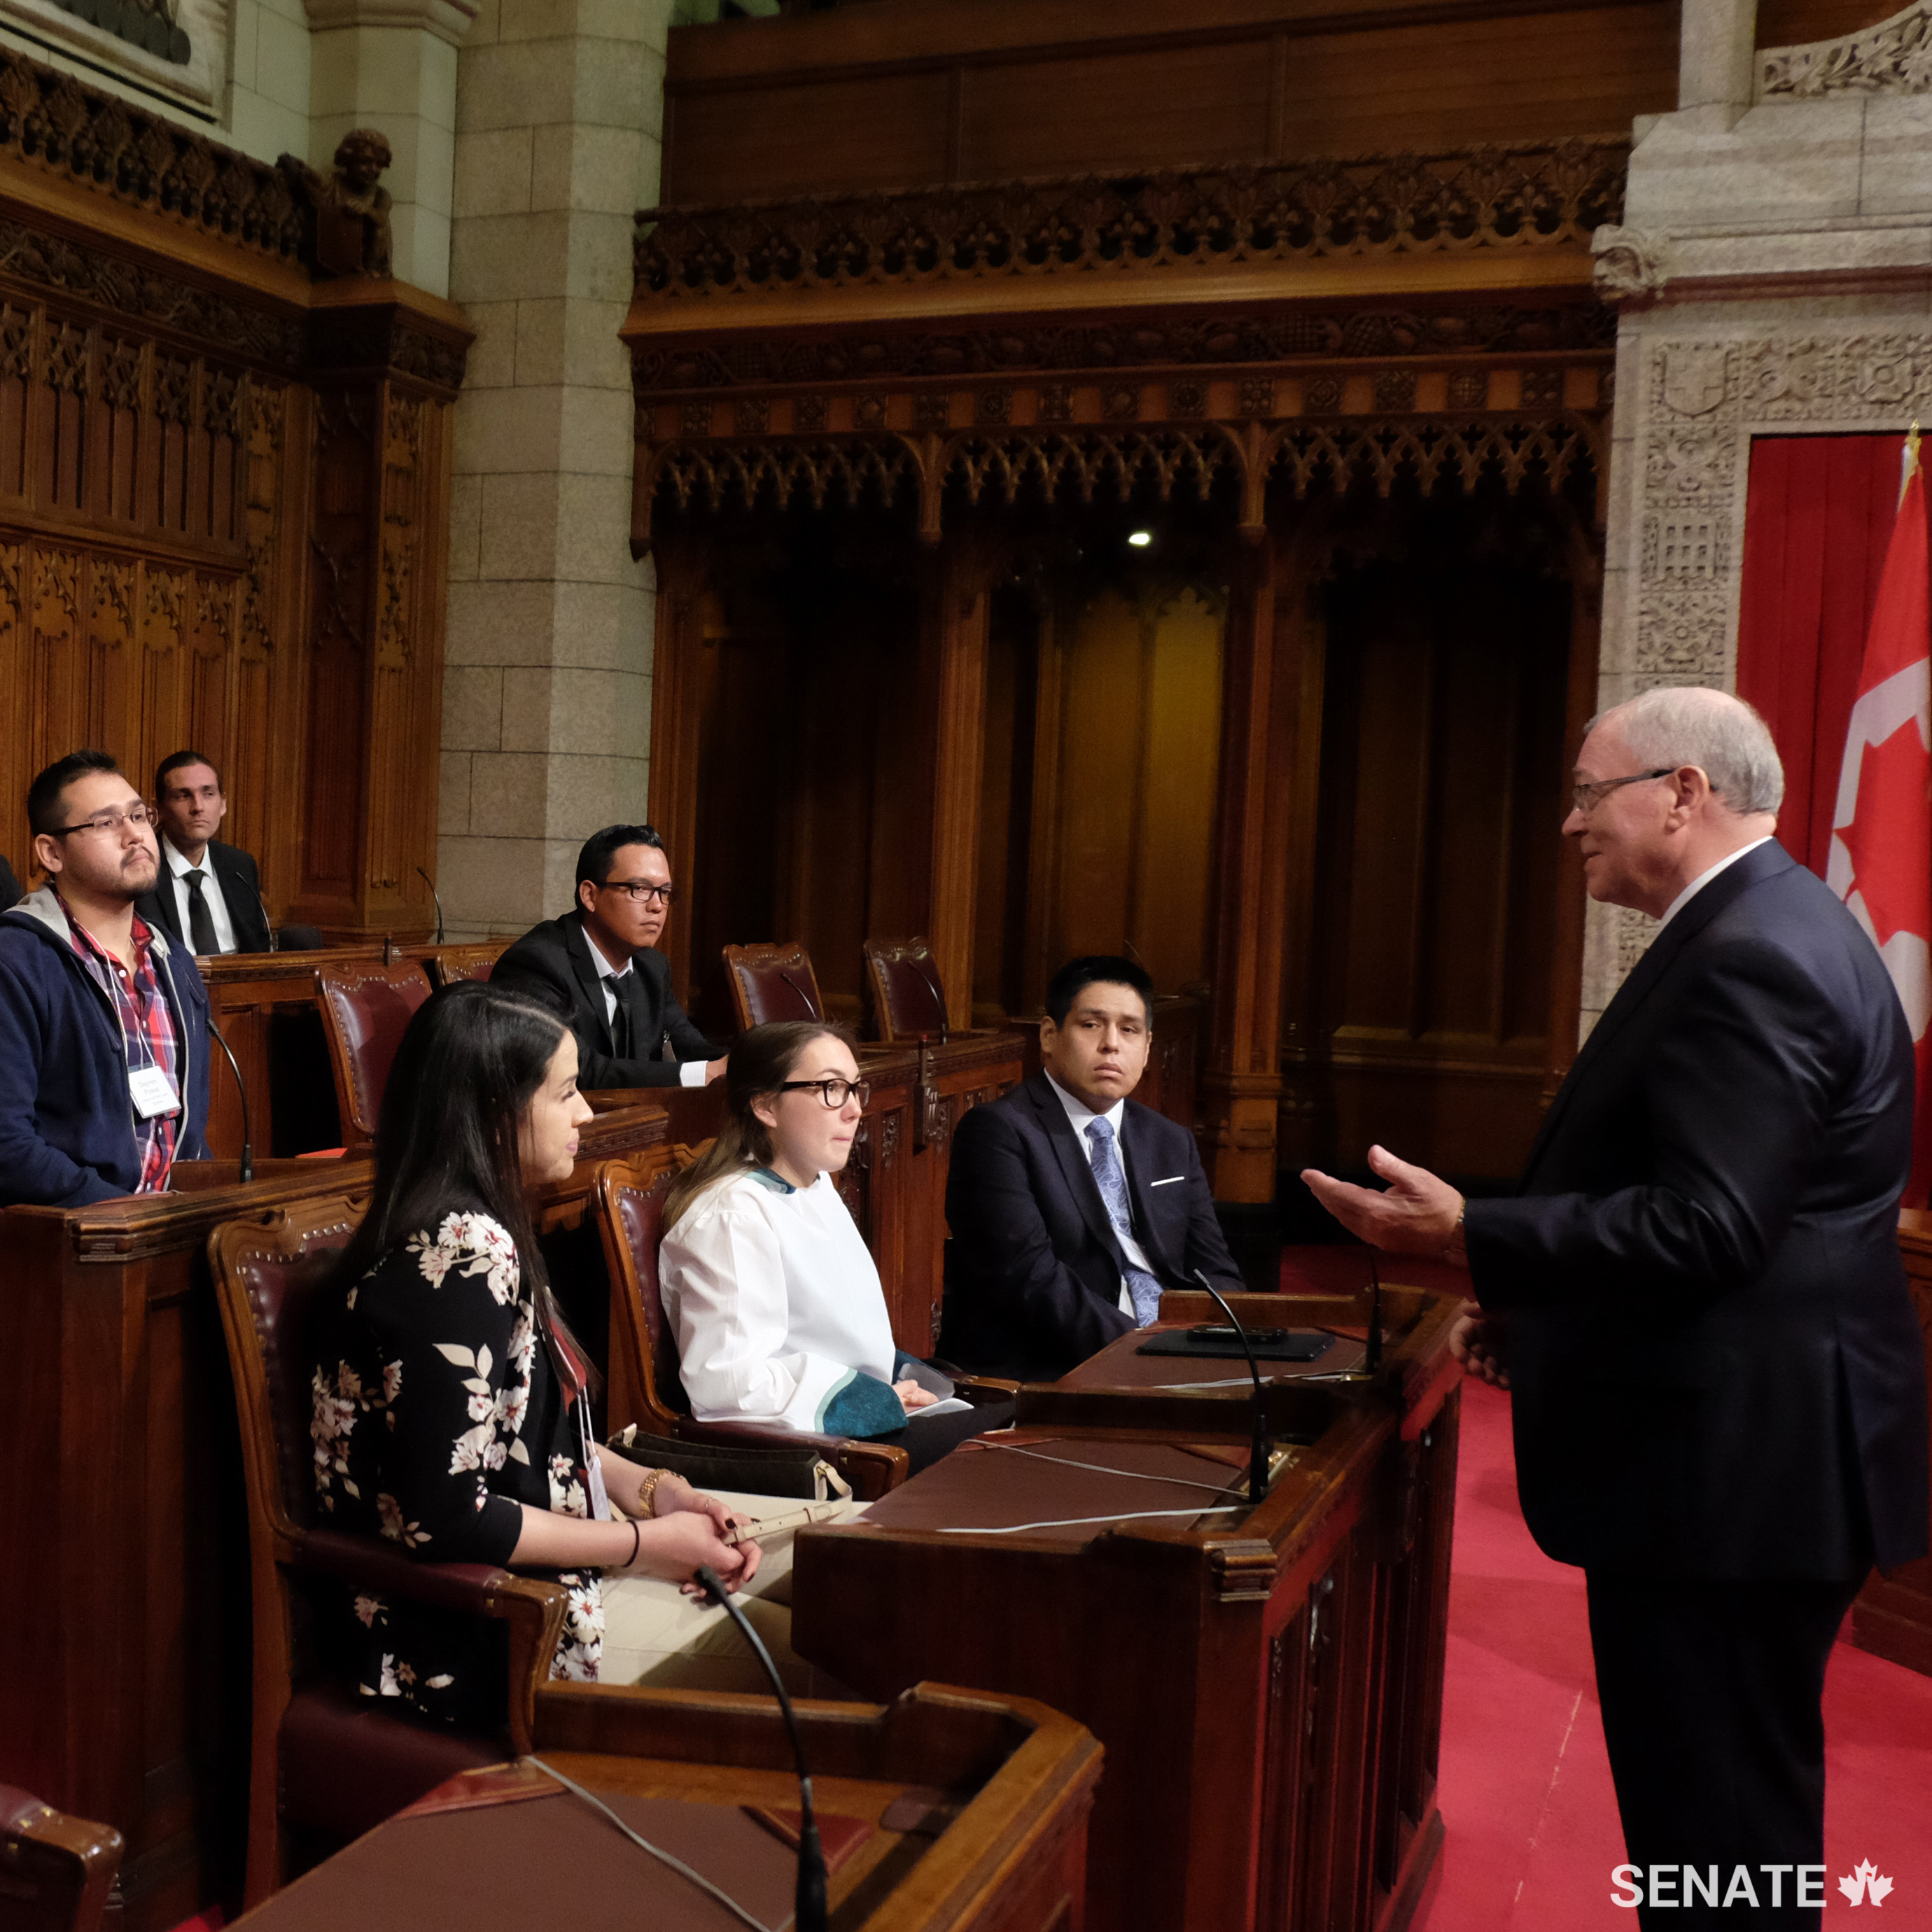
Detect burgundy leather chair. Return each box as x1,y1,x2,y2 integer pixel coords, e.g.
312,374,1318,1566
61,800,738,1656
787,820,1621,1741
592,1154,911,1499
0,1786,122,1932
314,958,433,1144
209,1196,568,1906
863,936,951,1042
720,940,825,1033
422,944,501,988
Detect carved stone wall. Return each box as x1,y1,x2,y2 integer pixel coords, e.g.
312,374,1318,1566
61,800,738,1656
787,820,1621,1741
1593,313,1932,1027
1586,0,1932,1033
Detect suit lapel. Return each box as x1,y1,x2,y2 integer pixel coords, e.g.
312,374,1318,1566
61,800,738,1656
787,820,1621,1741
1524,841,1796,1181
1028,1075,1129,1270
1118,1118,1177,1282
145,859,185,944
563,914,616,1054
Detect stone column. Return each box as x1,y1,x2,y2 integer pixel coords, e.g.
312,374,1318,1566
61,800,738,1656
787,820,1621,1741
1676,0,1758,128
304,0,474,296
438,0,672,938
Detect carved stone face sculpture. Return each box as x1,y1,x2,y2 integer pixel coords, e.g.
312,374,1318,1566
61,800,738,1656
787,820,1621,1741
335,130,393,196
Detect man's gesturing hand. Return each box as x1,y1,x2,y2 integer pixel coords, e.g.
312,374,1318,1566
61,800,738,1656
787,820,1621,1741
1300,1144,1466,1261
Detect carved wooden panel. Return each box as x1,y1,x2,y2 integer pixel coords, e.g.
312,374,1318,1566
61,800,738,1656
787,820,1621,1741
662,6,1672,203
639,142,1629,301
1283,519,1576,1182
0,298,301,886
0,38,467,925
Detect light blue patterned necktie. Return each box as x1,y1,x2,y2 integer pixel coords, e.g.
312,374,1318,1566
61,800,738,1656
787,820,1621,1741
1086,1116,1163,1326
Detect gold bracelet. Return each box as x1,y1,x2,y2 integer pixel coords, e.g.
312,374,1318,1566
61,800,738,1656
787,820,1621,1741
1443,1204,1467,1267
634,1469,666,1520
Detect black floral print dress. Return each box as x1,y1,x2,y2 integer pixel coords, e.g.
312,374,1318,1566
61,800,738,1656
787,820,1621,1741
309,1205,607,1726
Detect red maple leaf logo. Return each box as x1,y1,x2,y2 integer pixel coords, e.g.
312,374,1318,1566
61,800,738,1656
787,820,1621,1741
1837,718,1932,948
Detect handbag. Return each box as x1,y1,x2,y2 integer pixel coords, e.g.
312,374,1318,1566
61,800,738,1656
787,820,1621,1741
605,1424,853,1502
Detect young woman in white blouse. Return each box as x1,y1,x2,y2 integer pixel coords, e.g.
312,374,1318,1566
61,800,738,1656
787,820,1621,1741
659,1021,1009,1472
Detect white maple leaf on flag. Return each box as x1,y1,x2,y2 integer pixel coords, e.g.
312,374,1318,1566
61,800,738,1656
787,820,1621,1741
1838,1860,1893,1906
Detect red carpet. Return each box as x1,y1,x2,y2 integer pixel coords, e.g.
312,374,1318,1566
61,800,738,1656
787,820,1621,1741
1418,1373,1932,1929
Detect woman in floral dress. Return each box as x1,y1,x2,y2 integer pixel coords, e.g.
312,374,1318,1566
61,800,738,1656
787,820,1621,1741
309,980,762,1728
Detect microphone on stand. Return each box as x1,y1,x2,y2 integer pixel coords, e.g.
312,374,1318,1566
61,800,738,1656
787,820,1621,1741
416,864,445,946
1192,1268,1272,1507
694,1566,828,1932
206,1018,253,1185
257,889,278,953
1362,1246,1384,1378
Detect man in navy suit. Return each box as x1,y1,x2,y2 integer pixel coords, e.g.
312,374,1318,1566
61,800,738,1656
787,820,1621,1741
940,954,1244,1380
1306,687,1928,1929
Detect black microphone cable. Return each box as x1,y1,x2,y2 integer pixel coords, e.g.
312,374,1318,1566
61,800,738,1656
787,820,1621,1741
416,864,445,945
1192,1268,1271,1506
205,1018,253,1185
696,1565,830,1932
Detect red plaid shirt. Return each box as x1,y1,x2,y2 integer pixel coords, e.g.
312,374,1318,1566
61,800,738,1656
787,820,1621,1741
62,899,181,1194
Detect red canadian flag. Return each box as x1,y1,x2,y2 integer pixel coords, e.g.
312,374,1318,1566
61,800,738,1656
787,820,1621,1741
1828,427,1932,1207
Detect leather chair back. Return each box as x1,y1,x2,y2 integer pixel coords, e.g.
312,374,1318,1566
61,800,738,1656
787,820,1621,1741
214,1198,365,1537
864,936,950,1042
722,940,824,1033
315,958,433,1144
592,1152,691,1435
425,944,501,987
209,1196,540,1905
0,1786,122,1932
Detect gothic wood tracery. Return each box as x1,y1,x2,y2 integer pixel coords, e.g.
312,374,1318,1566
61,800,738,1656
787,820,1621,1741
0,37,471,937
632,129,1614,1200
636,141,1630,302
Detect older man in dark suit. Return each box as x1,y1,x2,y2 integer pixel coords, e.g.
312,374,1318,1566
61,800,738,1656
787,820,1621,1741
1306,687,1928,1930
493,822,724,1092
940,954,1244,1381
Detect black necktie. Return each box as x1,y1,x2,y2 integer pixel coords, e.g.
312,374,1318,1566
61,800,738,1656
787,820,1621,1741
610,972,634,1059
183,869,219,955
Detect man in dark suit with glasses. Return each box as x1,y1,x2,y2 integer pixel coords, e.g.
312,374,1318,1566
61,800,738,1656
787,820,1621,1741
493,823,724,1091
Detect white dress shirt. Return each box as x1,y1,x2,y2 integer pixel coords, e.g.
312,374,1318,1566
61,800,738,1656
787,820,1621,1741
163,839,237,954
660,1167,898,1430
587,936,707,1085
1044,1070,1156,1314
1657,836,1774,929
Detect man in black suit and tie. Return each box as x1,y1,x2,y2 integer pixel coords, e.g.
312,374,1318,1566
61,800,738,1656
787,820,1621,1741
135,750,272,955
940,954,1244,1380
1306,687,1928,1929
492,822,724,1091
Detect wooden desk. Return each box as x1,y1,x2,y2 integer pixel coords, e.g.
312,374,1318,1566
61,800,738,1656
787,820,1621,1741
0,1102,677,1931
792,1289,1461,1932
1851,1214,1932,1676
234,1684,1098,1932
198,947,384,1161
587,1030,1026,1356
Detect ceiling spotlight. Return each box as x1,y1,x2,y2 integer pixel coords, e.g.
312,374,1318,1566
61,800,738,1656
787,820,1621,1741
1127,530,1153,547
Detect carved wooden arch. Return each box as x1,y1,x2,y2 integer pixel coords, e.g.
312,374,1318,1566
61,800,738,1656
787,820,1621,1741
636,410,1607,552
1259,412,1604,510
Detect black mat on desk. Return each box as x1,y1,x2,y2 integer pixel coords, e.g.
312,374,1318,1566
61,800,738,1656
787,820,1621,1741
1137,1330,1336,1362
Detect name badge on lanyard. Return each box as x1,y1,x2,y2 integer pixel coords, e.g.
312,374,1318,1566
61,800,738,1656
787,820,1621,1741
129,1064,181,1119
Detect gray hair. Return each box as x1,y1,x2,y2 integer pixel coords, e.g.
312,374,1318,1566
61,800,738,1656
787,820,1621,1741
1589,687,1784,816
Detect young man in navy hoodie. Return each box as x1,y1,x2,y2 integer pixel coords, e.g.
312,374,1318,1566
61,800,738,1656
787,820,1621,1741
0,750,209,1208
